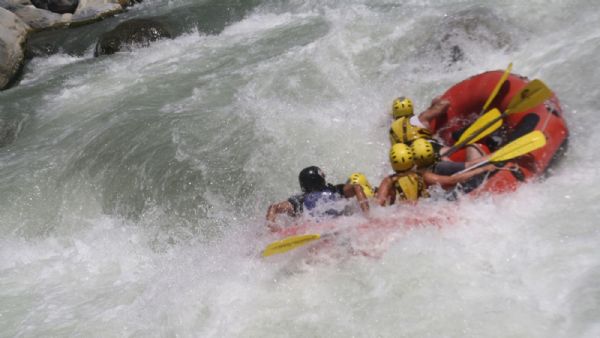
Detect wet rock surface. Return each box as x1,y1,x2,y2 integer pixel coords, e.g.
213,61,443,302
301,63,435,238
94,18,172,56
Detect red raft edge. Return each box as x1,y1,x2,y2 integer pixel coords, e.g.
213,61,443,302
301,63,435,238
430,70,569,194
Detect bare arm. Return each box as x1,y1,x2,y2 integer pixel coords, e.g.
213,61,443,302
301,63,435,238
418,97,450,130
422,164,496,188
266,200,294,232
376,176,396,206
465,157,487,168
342,184,370,213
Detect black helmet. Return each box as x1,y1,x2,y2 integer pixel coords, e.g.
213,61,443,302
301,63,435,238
298,166,326,193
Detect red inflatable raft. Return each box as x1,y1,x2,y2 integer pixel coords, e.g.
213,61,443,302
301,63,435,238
263,71,569,258
431,70,569,194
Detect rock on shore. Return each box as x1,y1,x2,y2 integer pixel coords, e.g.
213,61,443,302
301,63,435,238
1,0,131,89
0,7,30,90
2,0,124,31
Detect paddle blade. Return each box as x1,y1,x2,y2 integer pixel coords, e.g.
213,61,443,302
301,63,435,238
506,79,553,115
490,130,547,163
262,234,321,257
456,108,503,145
482,62,513,112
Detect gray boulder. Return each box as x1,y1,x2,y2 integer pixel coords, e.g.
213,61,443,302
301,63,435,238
4,0,125,28
0,7,30,90
9,5,71,30
0,0,32,9
94,18,171,57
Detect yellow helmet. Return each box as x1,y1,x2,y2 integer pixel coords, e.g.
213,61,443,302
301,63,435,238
389,117,433,145
411,138,437,168
347,172,374,198
389,143,414,172
392,97,414,119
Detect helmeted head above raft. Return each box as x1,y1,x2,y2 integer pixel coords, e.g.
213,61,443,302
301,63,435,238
391,97,413,119
389,143,414,172
411,138,437,168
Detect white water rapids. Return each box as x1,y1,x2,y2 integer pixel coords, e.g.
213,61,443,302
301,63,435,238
0,0,599,336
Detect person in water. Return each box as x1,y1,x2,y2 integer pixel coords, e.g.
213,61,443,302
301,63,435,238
266,166,370,232
346,172,376,198
376,143,496,206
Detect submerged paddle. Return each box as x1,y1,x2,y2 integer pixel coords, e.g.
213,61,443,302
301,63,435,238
442,79,552,157
262,233,323,257
454,130,547,175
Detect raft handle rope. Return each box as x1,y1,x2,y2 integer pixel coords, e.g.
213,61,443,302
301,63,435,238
493,165,526,182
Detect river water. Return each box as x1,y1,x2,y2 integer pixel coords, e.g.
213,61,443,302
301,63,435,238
1,0,599,336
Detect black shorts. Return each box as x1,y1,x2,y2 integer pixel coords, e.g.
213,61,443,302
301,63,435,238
431,161,465,176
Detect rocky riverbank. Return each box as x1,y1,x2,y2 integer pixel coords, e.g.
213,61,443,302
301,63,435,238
0,0,131,90
1,0,261,91
0,0,260,151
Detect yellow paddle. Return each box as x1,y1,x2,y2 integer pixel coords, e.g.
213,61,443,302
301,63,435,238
453,108,503,146
454,130,547,175
262,233,323,257
458,62,512,146
443,79,552,157
504,79,553,113
482,62,513,113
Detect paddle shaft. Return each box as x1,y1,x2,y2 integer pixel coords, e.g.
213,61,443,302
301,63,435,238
482,63,513,113
441,111,508,158
453,158,490,175
453,130,546,175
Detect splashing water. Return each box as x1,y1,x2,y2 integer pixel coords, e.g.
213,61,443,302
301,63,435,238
1,0,599,336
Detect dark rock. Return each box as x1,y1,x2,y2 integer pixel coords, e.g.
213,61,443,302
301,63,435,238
30,0,49,10
449,45,465,63
436,7,515,66
118,0,141,8
94,18,172,57
31,0,79,14
49,0,79,14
